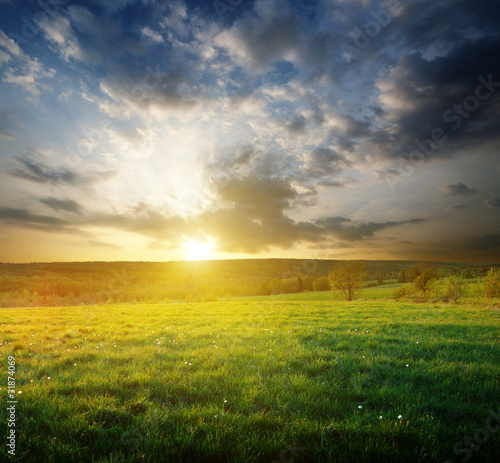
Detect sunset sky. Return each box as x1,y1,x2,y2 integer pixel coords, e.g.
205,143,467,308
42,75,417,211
0,0,499,263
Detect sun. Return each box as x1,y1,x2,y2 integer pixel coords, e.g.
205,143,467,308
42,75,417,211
183,237,216,261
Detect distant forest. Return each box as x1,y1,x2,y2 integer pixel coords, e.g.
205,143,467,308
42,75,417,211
0,259,498,308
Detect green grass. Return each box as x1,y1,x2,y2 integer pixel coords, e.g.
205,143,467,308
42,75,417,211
1,292,499,462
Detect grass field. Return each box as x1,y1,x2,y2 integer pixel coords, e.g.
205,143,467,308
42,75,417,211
1,288,499,462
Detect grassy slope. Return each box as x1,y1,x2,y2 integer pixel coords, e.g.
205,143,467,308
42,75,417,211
0,289,499,462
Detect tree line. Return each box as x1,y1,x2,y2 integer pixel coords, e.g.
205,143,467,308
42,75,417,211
0,260,498,307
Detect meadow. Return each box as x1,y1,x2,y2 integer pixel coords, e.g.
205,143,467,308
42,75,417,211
1,287,499,462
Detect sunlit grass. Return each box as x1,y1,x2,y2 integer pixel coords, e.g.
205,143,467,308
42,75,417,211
0,293,499,462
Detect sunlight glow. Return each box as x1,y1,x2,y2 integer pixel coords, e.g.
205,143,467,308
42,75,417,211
183,236,216,261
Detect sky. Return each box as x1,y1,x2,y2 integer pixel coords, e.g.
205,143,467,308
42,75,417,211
0,0,499,263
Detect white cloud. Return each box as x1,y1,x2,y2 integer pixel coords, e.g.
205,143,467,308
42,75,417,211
40,15,84,62
141,26,164,43
0,30,56,96
0,30,23,65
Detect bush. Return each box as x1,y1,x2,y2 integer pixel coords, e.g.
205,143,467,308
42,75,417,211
392,284,415,300
413,269,435,293
426,279,444,300
444,276,464,303
483,268,500,298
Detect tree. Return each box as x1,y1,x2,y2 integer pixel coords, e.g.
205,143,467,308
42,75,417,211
405,265,421,282
329,261,365,301
413,269,435,294
444,276,464,303
483,268,500,298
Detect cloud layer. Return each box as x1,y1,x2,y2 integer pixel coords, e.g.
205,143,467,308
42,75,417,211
0,0,499,261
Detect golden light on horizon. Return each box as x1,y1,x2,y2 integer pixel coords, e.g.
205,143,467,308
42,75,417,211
183,236,216,261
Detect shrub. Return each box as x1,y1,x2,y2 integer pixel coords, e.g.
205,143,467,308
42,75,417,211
392,284,415,300
466,281,484,299
413,269,435,293
444,276,464,303
483,268,500,298
426,279,444,300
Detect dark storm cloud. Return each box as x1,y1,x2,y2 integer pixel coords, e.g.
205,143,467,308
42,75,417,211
440,183,479,198
373,35,500,161
390,0,500,55
10,154,116,186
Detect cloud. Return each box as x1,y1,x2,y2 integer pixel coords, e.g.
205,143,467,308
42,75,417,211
40,197,83,214
87,239,122,249
302,148,351,179
99,66,201,118
484,197,500,210
373,35,500,162
314,216,426,242
0,0,499,262
148,241,168,250
0,127,13,140
461,234,500,251
10,154,116,187
141,26,164,43
285,114,307,134
0,29,23,64
0,30,55,96
39,15,84,63
88,206,190,242
214,0,301,71
0,207,84,234
446,203,467,213
440,182,479,198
